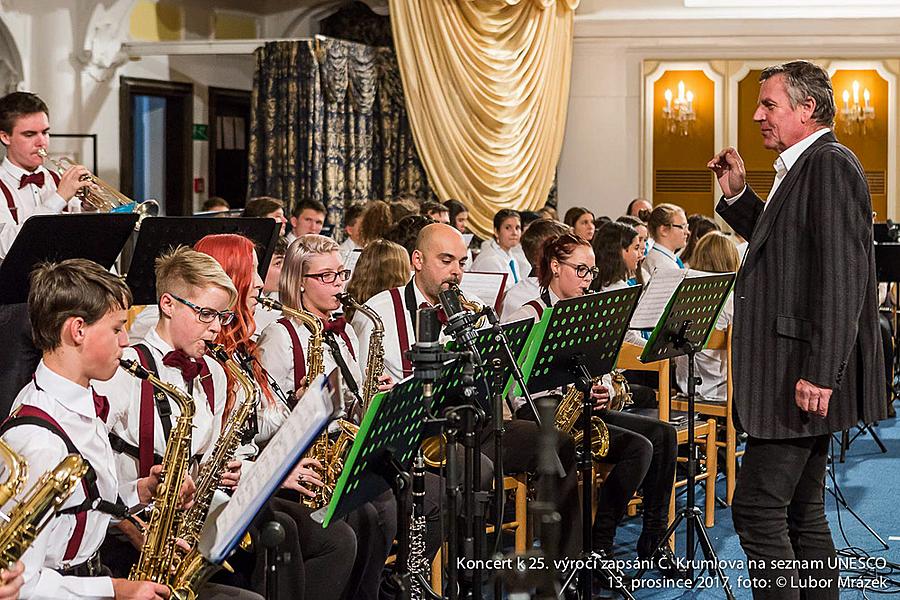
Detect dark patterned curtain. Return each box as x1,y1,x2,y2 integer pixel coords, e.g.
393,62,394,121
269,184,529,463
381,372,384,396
248,38,431,232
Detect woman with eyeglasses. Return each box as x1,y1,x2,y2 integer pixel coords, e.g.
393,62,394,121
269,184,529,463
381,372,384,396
640,203,690,278
256,234,396,600
505,232,680,584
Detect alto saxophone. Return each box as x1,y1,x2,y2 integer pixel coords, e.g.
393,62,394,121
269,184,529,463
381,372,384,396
337,292,384,414
255,295,357,510
120,358,198,599
176,342,259,548
556,378,610,459
0,452,87,567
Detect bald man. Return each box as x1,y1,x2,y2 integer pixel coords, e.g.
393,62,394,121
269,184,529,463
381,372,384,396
627,197,652,218
352,223,582,567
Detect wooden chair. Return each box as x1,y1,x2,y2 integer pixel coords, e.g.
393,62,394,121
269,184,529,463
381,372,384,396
616,343,719,537
430,473,529,591
670,326,744,505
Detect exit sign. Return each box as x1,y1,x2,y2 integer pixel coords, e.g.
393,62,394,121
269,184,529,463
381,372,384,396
192,124,209,141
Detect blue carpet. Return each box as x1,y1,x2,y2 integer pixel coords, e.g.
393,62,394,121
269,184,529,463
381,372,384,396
608,412,900,599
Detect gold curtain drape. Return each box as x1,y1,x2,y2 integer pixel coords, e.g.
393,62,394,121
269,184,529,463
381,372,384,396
389,0,579,238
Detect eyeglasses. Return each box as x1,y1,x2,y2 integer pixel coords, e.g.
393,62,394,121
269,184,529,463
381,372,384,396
170,294,235,325
668,223,690,232
303,269,351,284
559,260,599,280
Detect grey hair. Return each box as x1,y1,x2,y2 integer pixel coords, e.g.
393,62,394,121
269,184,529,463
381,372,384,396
759,61,836,127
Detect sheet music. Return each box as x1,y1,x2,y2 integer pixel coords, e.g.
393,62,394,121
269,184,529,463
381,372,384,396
459,271,507,312
200,370,341,563
630,269,715,329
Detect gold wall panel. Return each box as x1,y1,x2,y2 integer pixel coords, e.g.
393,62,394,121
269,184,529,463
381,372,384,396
652,70,716,217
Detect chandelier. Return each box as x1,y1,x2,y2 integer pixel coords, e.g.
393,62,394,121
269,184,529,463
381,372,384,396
662,81,695,136
840,80,875,136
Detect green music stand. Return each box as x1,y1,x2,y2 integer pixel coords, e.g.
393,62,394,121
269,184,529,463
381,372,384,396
634,272,736,600
516,287,641,600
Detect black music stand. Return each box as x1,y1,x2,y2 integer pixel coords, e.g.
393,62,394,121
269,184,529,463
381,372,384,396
520,288,641,600
0,213,139,304
315,375,430,600
124,216,280,304
635,272,735,600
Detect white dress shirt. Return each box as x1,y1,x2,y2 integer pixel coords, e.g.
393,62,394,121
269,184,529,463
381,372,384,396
642,244,682,279
2,361,138,600
0,158,81,259
256,314,362,437
470,239,524,284
501,276,539,319
252,292,282,343
94,327,227,490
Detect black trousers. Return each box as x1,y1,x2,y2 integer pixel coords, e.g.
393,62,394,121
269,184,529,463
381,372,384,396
593,410,677,556
342,490,397,600
481,419,582,558
731,434,837,600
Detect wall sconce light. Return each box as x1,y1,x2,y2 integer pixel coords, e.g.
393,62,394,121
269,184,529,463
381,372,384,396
662,80,695,136
840,80,875,135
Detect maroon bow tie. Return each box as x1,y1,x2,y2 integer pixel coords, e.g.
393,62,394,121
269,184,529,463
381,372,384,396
419,302,448,325
163,349,210,383
19,172,45,189
323,316,347,336
92,389,109,422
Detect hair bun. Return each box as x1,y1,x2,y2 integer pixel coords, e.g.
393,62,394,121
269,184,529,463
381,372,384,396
637,208,651,222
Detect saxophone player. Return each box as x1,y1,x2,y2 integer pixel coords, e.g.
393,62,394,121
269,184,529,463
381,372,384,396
94,248,262,600
0,259,179,599
194,233,357,600
505,232,680,583
256,234,395,600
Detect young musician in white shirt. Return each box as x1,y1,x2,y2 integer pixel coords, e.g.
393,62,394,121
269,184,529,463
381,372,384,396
1,259,177,600
500,218,568,318
640,203,690,277
506,232,680,574
470,209,526,284
0,92,92,259
256,234,395,600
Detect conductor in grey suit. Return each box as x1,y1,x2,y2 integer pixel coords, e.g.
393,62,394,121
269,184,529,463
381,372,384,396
708,61,885,600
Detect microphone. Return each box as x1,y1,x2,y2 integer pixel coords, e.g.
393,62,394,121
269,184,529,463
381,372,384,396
438,287,481,364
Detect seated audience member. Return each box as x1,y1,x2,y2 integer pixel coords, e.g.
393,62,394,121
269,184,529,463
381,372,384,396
357,200,394,247
501,218,568,317
470,209,526,284
384,214,435,257
673,231,738,402
243,196,288,236
339,203,366,273
641,203,689,277
1,259,188,600
626,197,652,218
201,196,230,213
519,210,542,231
287,198,327,244
444,199,469,233
679,214,721,268
254,235,289,339
564,206,596,242
389,197,419,222
421,201,450,224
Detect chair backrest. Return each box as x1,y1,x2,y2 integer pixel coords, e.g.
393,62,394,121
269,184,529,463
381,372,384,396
616,342,671,420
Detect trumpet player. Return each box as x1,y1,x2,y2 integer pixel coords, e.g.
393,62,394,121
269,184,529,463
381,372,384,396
0,92,93,259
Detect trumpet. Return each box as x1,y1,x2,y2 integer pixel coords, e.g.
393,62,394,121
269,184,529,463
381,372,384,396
37,149,159,227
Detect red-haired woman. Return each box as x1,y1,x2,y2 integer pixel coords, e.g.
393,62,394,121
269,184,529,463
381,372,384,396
194,233,356,600
505,232,679,580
